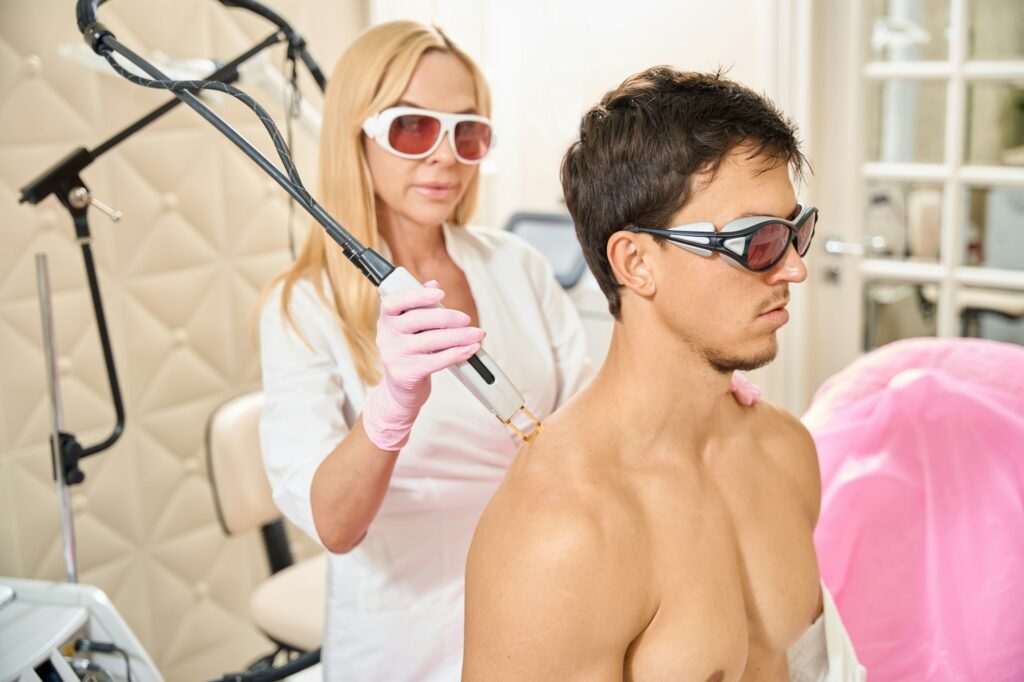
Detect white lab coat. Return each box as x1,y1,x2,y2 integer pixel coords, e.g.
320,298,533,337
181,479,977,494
259,224,592,681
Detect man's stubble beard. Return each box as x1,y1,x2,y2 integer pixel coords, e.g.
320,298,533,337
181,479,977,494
703,335,779,374
690,287,788,374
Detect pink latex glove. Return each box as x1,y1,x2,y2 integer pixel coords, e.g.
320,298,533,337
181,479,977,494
729,371,761,406
361,281,485,451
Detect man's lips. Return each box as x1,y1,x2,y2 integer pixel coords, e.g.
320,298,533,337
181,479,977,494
759,298,790,325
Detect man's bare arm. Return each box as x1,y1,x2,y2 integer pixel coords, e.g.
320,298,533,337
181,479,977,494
787,409,823,531
463,493,650,681
770,405,825,616
760,404,823,528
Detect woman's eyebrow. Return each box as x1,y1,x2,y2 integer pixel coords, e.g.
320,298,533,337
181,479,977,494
393,99,479,115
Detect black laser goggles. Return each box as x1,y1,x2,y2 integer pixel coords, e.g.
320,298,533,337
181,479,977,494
626,204,818,273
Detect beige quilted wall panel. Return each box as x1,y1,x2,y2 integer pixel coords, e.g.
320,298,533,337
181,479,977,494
0,2,365,679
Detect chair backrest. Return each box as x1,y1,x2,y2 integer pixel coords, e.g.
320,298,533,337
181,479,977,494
205,390,280,536
504,211,587,290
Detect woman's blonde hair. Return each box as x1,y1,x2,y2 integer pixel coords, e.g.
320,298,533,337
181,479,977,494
265,21,491,384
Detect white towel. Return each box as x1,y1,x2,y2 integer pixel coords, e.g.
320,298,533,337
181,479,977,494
787,583,867,682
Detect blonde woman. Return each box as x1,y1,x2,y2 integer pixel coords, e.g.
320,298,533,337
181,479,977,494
259,20,758,680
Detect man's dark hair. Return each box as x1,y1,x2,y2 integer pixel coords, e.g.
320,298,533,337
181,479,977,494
560,66,808,318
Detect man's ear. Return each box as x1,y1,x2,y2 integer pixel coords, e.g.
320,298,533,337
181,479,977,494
607,231,657,299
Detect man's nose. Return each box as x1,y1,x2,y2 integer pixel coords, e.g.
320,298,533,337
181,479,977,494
766,242,808,284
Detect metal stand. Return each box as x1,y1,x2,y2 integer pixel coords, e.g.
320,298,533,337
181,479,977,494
35,253,78,583
18,4,330,679
18,10,326,490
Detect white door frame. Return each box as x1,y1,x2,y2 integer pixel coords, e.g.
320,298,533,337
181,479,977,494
753,0,816,413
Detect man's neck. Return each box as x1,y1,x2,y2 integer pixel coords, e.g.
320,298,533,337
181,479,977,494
586,317,735,460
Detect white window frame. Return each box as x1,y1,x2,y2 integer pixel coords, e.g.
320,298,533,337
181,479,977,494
860,0,1024,344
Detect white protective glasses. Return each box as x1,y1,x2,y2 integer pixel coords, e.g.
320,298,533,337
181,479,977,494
361,106,495,164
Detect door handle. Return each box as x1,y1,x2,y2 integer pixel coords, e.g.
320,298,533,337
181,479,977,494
824,238,864,256
824,235,892,257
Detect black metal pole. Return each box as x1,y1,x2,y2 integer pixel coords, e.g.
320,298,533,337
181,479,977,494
76,232,124,457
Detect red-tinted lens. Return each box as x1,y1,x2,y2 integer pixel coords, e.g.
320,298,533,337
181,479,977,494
453,120,492,161
747,223,791,270
388,114,441,155
795,210,816,256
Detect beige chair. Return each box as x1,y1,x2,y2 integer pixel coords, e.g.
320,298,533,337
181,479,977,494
205,390,326,664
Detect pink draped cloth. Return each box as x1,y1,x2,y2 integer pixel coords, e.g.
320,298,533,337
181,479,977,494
805,338,1024,681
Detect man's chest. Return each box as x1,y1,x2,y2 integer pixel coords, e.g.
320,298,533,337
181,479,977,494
625,467,820,681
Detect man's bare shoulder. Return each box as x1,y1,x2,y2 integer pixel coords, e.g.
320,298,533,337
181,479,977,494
489,398,629,506
738,400,822,523
463,418,653,680
470,414,645,576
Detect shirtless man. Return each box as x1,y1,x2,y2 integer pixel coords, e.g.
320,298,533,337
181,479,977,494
463,68,863,681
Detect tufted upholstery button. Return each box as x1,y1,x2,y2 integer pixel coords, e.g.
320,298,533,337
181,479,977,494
194,581,209,600
58,356,73,374
23,55,42,77
71,494,87,513
264,179,278,197
183,457,200,476
39,210,57,230
172,328,189,346
161,192,179,210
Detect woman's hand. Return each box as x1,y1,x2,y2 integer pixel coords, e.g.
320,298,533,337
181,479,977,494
361,281,486,451
729,371,762,406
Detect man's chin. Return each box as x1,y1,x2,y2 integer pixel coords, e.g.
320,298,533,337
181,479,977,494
705,338,778,373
